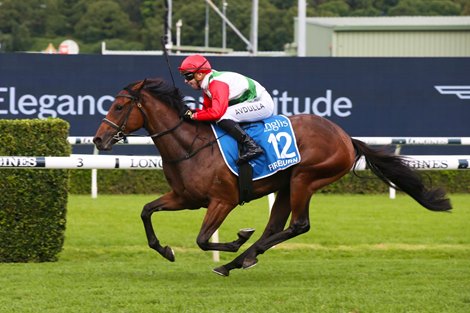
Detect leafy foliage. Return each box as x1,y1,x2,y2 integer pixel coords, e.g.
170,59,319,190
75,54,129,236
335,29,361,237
0,119,70,262
69,169,469,195
0,0,468,53
74,1,136,43
69,169,170,194
388,0,461,15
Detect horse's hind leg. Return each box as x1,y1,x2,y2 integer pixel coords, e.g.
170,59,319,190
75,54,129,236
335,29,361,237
213,187,292,276
221,183,312,275
195,200,255,252
241,188,312,269
238,170,350,271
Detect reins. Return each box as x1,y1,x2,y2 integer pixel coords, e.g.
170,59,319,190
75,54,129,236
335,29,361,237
149,119,184,139
162,123,226,164
163,136,218,164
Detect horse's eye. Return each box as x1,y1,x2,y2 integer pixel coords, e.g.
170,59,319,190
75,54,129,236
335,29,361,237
116,105,124,111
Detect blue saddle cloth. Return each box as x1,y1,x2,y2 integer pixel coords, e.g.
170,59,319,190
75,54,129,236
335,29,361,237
210,115,301,181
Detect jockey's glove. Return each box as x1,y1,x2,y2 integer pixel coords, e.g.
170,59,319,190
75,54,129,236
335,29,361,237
183,109,194,121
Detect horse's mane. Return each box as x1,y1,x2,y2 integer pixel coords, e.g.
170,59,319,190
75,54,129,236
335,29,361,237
127,78,185,113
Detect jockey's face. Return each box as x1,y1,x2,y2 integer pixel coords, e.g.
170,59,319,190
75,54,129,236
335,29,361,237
182,71,205,90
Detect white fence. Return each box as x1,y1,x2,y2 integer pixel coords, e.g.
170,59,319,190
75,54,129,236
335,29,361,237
67,136,470,146
2,136,470,199
353,137,470,146
1,153,469,171
0,154,163,170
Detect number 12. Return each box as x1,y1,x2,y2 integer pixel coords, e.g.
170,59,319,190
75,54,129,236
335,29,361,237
267,132,296,159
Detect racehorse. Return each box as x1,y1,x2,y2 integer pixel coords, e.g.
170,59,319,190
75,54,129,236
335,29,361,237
93,78,451,276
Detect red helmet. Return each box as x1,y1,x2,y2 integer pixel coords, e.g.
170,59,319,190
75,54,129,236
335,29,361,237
178,54,212,73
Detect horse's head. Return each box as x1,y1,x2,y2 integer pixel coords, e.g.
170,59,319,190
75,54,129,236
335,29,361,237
93,80,148,150
93,78,185,151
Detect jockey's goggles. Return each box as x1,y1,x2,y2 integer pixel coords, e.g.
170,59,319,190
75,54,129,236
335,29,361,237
181,60,209,81
182,71,195,81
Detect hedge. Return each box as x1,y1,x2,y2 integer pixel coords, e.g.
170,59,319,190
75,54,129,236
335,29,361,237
69,169,169,194
69,168,469,195
0,119,70,262
321,170,469,194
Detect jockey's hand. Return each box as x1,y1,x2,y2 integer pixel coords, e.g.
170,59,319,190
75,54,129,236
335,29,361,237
180,104,191,117
183,109,194,121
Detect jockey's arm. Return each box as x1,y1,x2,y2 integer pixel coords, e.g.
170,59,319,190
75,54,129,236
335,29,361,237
193,80,229,121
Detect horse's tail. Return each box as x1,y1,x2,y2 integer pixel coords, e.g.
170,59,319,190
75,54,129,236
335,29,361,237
351,139,451,212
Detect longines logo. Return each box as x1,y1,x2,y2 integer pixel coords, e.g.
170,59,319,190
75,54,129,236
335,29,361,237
434,85,470,100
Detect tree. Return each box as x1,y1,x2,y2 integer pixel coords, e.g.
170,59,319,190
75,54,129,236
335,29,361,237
40,0,68,37
172,0,207,47
389,0,460,16
317,0,351,16
347,0,382,15
141,17,164,49
54,0,87,36
117,0,143,24
0,0,468,53
74,0,137,43
11,24,33,51
0,1,31,34
258,2,295,51
0,0,35,51
270,0,296,10
463,0,470,15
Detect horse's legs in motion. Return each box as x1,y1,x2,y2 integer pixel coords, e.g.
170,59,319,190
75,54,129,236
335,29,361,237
215,166,352,276
195,200,255,252
213,187,293,276
142,192,256,262
141,191,192,262
244,183,313,268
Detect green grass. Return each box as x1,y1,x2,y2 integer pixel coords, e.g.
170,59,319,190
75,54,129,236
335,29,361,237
1,194,470,313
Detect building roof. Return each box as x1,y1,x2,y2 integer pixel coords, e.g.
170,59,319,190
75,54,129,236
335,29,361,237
304,16,470,31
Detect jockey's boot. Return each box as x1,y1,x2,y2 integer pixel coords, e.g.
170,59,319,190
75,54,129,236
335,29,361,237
218,119,264,164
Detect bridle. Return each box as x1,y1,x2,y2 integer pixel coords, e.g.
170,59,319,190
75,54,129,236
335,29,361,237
102,89,183,142
102,93,141,141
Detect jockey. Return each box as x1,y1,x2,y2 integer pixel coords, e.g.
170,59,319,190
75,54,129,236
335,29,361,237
179,54,275,164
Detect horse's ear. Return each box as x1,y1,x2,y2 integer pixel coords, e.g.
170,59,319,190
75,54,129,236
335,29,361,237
134,79,147,92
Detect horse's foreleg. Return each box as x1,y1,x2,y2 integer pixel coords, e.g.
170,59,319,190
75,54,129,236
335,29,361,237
196,200,253,252
141,191,190,262
213,188,292,276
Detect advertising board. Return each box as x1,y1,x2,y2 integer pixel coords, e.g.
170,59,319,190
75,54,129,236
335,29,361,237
1,54,468,154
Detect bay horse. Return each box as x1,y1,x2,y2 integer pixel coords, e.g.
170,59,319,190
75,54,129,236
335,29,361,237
93,78,451,276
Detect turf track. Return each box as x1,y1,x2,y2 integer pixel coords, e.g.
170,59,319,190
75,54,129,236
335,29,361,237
1,194,469,312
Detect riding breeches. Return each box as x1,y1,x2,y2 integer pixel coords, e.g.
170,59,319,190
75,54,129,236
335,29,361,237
217,90,275,123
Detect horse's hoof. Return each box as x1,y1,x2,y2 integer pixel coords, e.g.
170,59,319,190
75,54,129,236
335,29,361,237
242,257,258,269
238,228,255,240
212,266,229,277
163,246,175,262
